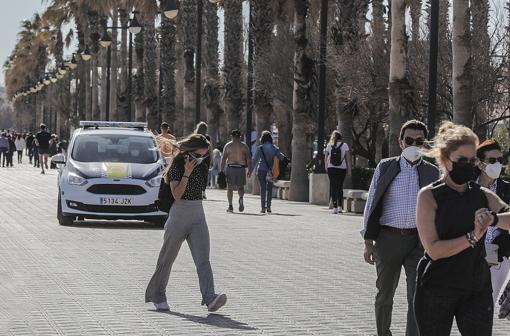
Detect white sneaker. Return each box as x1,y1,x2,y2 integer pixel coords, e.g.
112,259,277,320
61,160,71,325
154,301,170,311
332,208,339,214
207,294,227,312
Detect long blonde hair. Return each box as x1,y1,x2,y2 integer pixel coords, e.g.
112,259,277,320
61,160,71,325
424,121,479,175
163,133,210,184
329,130,342,146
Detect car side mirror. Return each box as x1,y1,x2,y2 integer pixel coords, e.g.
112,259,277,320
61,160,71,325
51,153,66,165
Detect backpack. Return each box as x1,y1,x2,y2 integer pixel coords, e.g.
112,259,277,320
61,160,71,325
330,142,344,166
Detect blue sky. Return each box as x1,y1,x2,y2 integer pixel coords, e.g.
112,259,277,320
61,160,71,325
0,1,47,85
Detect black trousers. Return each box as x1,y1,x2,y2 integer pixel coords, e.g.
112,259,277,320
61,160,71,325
327,167,347,208
414,283,493,336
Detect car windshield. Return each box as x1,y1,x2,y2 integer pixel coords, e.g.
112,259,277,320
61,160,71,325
72,133,159,164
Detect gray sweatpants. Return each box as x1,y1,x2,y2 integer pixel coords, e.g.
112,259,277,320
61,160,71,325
145,200,216,306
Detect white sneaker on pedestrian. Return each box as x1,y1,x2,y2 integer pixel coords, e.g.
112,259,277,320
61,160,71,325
332,208,339,214
154,301,170,311
207,293,227,312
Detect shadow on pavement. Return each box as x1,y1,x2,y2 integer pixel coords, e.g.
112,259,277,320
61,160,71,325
70,220,162,230
153,310,258,330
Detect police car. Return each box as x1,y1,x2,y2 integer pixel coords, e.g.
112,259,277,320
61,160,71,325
51,121,167,226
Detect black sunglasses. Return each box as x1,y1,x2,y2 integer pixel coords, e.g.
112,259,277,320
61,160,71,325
404,137,425,146
484,157,504,165
453,157,479,166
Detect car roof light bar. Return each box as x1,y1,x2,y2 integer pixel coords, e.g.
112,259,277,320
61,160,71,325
79,121,148,129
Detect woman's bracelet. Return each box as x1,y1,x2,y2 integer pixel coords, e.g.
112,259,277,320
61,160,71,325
182,175,189,179
490,211,499,227
466,231,478,248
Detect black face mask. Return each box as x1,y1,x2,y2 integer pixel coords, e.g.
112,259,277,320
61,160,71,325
449,160,477,185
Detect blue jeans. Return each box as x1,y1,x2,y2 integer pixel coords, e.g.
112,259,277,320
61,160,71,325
257,170,273,209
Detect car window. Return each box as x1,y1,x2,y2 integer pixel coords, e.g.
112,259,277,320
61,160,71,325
72,134,159,164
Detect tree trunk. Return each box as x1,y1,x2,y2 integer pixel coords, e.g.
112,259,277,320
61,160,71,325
182,0,197,134
273,99,292,157
252,0,274,134
144,18,158,129
118,8,129,121
204,1,222,147
134,23,145,122
91,57,100,120
160,16,177,130
388,0,413,156
175,19,185,136
223,0,243,134
110,9,119,121
452,0,472,127
289,0,312,202
100,46,108,120
471,0,490,137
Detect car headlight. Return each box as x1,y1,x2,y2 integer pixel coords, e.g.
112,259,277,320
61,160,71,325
146,176,162,188
68,172,88,186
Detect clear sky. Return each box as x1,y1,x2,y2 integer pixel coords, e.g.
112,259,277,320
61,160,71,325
0,1,47,85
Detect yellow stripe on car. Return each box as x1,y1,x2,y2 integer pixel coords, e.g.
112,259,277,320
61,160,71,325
104,162,129,178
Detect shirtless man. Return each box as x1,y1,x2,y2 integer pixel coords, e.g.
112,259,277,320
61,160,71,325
155,122,177,164
221,130,252,213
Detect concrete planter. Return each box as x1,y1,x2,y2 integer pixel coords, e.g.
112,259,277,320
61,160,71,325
309,173,329,205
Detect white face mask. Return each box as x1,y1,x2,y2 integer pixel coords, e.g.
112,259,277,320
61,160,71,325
401,146,421,163
485,162,502,180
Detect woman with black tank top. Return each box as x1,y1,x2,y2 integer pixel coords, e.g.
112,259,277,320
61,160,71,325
145,134,227,313
415,122,510,335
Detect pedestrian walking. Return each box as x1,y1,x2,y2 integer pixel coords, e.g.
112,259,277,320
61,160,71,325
155,122,177,165
209,148,222,188
25,132,34,164
0,132,8,167
194,122,211,199
362,119,439,336
32,139,40,168
475,139,510,304
414,121,510,335
49,135,58,169
15,133,26,164
248,131,286,214
324,130,352,214
35,124,51,174
221,130,252,213
145,134,226,312
6,135,15,167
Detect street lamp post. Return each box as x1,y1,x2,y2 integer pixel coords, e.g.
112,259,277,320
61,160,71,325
314,0,328,174
427,0,439,138
100,11,142,122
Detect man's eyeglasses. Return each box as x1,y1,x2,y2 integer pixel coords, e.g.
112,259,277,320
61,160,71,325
404,137,425,146
484,157,504,165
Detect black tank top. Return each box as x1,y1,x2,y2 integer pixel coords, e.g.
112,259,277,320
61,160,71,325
422,180,491,291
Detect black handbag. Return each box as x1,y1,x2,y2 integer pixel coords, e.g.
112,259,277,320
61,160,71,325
155,178,175,213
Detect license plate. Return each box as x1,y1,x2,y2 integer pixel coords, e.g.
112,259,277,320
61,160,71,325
100,197,133,205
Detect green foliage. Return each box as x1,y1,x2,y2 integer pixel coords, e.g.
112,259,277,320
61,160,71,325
352,167,375,190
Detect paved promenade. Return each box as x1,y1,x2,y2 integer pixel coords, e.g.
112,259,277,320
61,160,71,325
0,164,508,335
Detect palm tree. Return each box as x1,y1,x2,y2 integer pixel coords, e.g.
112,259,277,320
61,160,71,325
388,0,415,156
452,0,472,127
160,15,177,130
471,0,490,136
223,0,243,133
252,0,274,133
133,22,145,122
110,8,120,121
136,1,159,129
204,1,222,146
182,0,197,134
288,0,312,202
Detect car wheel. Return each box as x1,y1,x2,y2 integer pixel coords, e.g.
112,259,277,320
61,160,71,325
57,195,75,226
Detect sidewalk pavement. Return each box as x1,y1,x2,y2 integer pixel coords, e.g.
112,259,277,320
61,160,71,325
0,163,508,335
